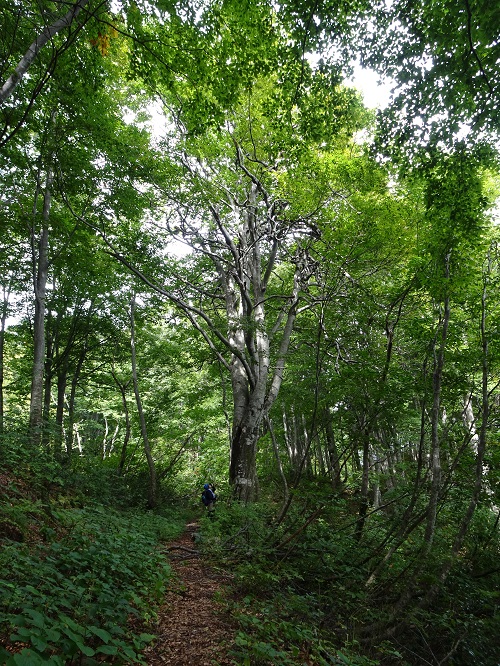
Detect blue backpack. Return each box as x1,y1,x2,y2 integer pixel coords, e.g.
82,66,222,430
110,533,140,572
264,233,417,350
201,487,214,506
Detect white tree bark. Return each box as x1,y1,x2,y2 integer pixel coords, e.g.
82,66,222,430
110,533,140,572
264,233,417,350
29,162,53,443
0,0,90,105
103,138,315,502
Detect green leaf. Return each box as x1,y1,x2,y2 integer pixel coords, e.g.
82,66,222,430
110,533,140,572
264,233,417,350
88,625,112,643
9,649,45,665
30,635,49,652
25,609,46,628
10,627,34,639
61,626,83,643
44,628,61,642
96,645,119,655
77,644,96,657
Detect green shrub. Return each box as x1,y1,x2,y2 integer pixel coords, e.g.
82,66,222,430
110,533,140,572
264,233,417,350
0,506,182,665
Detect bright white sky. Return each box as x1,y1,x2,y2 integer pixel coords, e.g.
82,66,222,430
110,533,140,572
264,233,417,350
348,64,393,109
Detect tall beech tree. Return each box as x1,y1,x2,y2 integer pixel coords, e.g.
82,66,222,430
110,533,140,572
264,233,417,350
108,77,366,501
27,107,62,445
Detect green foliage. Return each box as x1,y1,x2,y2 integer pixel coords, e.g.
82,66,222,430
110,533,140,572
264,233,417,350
0,505,182,664
0,426,65,492
232,616,380,666
1,3,500,666
359,0,500,158
197,480,500,665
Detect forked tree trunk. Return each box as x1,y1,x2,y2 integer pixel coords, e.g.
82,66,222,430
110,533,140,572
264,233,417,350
113,142,306,502
221,178,301,500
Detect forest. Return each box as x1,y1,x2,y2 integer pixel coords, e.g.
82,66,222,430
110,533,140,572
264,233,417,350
0,0,499,664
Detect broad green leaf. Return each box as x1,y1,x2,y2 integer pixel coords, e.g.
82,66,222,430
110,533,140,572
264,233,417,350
96,645,119,655
88,625,112,643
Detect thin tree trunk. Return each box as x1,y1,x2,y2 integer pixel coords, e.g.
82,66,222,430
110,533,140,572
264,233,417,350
0,0,90,105
266,416,289,513
158,436,191,480
0,284,11,435
366,390,428,587
424,278,451,549
56,371,66,442
101,415,109,459
111,370,132,475
422,252,491,607
130,295,157,509
448,258,490,552
29,160,53,445
282,410,294,466
42,325,53,453
325,415,342,489
355,426,371,541
66,347,87,457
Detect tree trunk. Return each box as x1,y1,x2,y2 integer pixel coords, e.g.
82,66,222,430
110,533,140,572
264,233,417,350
424,286,451,549
112,370,132,475
0,284,11,435
130,295,157,509
325,415,342,488
355,426,371,541
420,251,492,609
229,397,262,502
29,161,53,446
223,180,301,500
42,329,53,453
462,393,479,455
266,416,289,506
448,264,490,555
0,0,90,105
66,345,87,457
113,141,304,502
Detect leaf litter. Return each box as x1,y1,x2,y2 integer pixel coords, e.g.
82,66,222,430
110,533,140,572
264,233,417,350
142,522,236,666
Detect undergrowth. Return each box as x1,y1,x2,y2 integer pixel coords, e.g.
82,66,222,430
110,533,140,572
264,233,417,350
0,461,186,665
199,490,500,666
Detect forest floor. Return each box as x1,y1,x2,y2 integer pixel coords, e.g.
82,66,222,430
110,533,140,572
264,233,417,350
142,521,237,666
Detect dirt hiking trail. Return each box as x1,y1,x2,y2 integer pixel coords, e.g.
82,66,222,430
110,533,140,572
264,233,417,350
142,522,236,666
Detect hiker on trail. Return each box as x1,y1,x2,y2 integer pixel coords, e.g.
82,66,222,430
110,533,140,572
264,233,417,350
201,483,216,517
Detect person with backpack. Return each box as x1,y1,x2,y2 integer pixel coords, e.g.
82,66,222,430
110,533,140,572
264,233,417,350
201,483,216,517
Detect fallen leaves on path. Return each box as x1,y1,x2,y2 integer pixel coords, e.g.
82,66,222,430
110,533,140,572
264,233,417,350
143,522,236,666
